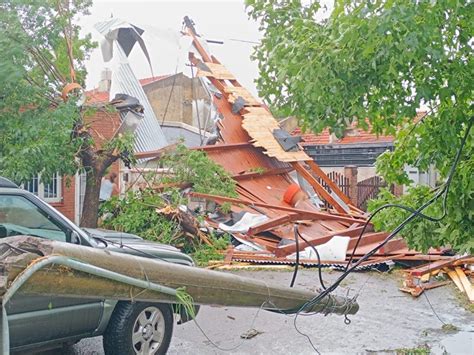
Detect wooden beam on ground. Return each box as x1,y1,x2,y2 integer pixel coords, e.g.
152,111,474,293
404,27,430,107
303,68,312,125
275,225,367,257
446,269,464,293
347,232,388,250
247,214,298,236
190,192,365,225
292,162,347,214
378,237,407,254
453,257,474,266
408,256,471,277
454,267,474,303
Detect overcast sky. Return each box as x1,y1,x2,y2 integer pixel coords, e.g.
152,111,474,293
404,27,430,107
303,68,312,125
79,0,262,96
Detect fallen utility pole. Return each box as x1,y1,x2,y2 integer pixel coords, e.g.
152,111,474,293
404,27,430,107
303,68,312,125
0,236,358,313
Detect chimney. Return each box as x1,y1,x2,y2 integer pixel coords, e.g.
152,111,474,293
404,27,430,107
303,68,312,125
98,68,112,92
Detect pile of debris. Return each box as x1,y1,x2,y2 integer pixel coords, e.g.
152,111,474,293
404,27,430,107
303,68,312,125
132,20,472,302
401,256,474,301
177,26,446,267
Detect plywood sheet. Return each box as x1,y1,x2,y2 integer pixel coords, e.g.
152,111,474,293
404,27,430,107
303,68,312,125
224,86,261,105
242,108,310,162
197,62,235,80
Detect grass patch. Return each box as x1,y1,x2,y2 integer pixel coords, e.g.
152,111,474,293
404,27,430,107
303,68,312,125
395,345,430,354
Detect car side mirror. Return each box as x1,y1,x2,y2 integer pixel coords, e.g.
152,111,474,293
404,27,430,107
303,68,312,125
71,231,82,245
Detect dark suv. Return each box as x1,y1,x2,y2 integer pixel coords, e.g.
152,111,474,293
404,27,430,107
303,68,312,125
0,177,195,354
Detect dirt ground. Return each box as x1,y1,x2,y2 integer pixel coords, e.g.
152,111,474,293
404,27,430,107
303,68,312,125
60,268,473,354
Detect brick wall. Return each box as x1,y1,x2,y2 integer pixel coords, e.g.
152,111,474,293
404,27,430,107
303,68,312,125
52,177,76,222
52,105,121,223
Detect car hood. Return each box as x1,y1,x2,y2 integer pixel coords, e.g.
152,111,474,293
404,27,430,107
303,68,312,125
82,228,194,266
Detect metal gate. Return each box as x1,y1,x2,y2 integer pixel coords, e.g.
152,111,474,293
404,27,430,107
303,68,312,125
357,175,391,211
315,171,350,209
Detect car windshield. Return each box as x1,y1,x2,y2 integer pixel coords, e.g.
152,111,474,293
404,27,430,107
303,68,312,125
0,194,66,242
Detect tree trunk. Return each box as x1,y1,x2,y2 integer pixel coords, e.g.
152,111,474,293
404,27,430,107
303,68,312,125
80,170,102,228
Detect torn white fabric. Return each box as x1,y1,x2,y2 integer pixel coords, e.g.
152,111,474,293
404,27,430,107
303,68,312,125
218,213,269,234
290,236,350,261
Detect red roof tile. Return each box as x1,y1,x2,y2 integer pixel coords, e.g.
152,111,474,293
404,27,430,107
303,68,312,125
292,113,426,146
293,127,394,145
85,89,109,104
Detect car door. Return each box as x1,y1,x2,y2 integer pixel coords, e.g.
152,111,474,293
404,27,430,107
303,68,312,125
0,193,103,348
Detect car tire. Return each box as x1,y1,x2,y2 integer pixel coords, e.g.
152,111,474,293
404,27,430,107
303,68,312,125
103,301,174,355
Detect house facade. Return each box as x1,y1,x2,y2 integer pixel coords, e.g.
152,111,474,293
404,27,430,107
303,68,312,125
24,92,122,224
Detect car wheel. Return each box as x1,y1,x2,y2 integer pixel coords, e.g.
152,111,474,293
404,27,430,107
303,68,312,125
103,302,174,355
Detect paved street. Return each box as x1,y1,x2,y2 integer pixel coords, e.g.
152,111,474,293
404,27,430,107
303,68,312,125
32,269,473,354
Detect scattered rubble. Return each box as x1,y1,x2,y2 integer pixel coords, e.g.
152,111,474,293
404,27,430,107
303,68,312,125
126,19,473,303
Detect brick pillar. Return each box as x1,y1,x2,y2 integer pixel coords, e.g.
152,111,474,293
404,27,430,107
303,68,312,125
344,165,358,207
393,184,404,197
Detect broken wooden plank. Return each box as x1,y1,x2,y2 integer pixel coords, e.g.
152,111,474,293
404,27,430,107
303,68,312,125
189,192,363,224
454,267,474,302
275,226,367,257
400,280,451,297
247,215,296,236
292,161,347,214
446,268,464,293
378,237,407,254
305,160,353,206
347,232,389,250
409,256,471,277
453,257,474,266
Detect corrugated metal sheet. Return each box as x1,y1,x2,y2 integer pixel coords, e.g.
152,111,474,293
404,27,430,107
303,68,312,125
95,19,167,153
183,27,418,265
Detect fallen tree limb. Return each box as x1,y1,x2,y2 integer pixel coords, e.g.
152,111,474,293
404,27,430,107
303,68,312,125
156,206,212,245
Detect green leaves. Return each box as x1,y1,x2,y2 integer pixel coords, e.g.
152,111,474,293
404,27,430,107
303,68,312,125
248,0,473,252
160,144,238,199
0,1,95,183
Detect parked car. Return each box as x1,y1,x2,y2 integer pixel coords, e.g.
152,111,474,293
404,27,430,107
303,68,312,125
0,176,197,355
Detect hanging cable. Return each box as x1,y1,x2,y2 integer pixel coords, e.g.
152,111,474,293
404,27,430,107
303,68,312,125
290,225,327,290
290,225,300,288
296,227,327,290
298,118,472,315
345,117,472,272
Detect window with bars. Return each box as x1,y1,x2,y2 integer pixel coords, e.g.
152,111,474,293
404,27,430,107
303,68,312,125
23,174,62,203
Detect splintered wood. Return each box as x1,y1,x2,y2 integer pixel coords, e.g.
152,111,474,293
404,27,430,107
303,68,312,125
401,256,474,302
242,107,310,162
197,62,235,80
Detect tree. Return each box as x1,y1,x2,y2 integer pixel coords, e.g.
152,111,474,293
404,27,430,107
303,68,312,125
247,0,473,252
0,0,133,227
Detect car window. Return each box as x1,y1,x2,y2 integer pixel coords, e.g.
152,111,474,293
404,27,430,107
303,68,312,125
0,195,67,242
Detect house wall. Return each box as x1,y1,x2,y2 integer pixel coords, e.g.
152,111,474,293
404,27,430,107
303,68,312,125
51,178,76,222
143,74,208,127
52,107,121,223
